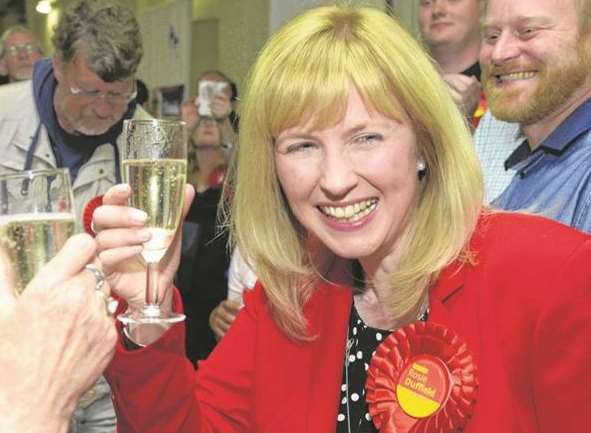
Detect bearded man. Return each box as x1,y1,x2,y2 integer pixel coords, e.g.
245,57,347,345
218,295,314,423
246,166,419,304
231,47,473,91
477,0,591,232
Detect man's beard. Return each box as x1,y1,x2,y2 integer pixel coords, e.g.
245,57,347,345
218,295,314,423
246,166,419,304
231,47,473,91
482,40,590,125
72,119,112,136
58,103,114,136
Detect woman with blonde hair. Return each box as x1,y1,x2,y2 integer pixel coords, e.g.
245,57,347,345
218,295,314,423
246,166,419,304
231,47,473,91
94,5,591,433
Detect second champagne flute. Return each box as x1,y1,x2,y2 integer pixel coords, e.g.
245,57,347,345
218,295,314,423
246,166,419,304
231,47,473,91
0,169,75,296
119,119,187,325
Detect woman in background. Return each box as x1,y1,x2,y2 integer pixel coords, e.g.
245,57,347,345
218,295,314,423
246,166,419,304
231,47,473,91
175,107,232,364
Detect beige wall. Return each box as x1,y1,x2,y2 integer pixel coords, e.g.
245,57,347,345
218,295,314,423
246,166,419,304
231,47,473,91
190,0,268,97
391,0,419,37
133,0,268,98
269,0,385,33
25,0,59,56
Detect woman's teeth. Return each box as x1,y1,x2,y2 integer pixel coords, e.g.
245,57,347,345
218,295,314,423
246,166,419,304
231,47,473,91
320,199,378,222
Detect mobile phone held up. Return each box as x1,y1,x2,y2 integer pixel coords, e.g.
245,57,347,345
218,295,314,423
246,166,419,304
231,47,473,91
196,80,228,117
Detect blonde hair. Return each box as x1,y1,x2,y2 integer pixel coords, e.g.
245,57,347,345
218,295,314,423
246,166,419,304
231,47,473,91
225,5,483,339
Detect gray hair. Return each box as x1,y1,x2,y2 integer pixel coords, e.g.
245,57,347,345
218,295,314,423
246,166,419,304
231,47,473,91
52,0,143,82
0,25,38,60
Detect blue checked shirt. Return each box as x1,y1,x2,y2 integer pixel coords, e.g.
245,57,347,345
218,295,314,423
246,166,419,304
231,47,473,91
474,111,522,203
493,98,591,234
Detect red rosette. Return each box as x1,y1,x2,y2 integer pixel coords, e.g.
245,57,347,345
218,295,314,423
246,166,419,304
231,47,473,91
365,322,478,433
83,195,104,236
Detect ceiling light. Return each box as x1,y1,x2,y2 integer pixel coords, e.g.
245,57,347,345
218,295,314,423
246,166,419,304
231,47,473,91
36,0,52,14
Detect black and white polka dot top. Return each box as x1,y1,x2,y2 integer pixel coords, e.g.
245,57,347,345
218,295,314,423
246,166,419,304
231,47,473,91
335,304,429,433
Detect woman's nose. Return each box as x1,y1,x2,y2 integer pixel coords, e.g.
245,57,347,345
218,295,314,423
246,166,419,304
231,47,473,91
319,148,358,199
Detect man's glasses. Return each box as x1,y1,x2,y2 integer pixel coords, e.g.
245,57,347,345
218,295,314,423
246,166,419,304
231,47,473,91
68,80,137,105
5,44,42,57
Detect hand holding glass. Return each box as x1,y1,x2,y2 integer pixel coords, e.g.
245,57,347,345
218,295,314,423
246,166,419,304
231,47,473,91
119,119,187,325
0,169,75,295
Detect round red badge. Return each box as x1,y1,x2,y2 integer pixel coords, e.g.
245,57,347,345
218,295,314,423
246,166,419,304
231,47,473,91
365,322,478,433
396,354,451,419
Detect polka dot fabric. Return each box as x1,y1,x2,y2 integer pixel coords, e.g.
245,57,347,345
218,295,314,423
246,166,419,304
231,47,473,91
336,305,429,433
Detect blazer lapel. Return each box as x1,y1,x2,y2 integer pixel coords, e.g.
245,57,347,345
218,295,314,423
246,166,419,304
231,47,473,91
429,260,466,330
305,282,352,433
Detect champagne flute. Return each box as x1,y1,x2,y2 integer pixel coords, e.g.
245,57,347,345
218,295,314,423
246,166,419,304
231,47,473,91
0,169,75,295
119,119,187,325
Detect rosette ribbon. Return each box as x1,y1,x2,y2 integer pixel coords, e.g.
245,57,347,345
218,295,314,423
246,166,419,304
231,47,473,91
365,322,478,433
83,195,104,236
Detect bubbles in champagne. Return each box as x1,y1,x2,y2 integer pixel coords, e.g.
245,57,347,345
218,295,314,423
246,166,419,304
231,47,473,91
0,213,75,295
122,158,187,263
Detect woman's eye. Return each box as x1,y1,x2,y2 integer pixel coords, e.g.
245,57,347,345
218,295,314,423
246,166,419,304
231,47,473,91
285,142,317,154
353,134,382,146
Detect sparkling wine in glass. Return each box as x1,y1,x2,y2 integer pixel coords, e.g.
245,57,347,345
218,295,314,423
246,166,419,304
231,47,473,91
119,119,187,325
0,169,75,295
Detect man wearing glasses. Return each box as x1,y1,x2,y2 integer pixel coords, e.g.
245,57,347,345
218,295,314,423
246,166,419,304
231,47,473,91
0,25,43,83
0,1,149,432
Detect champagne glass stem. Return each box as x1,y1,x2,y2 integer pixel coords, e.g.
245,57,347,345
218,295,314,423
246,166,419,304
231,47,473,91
145,262,160,316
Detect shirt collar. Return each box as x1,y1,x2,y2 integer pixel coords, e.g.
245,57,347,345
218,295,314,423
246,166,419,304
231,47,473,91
503,97,591,170
538,97,591,154
504,138,531,171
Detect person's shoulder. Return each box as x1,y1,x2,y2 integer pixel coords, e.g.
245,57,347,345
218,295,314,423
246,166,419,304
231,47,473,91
0,81,35,118
464,211,591,312
476,210,590,245
473,210,591,265
574,128,591,155
0,80,31,95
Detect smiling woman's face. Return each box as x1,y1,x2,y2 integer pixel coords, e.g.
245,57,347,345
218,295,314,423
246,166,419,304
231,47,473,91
274,87,421,269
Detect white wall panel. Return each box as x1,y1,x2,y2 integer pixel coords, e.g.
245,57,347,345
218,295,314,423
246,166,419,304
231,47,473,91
137,0,192,92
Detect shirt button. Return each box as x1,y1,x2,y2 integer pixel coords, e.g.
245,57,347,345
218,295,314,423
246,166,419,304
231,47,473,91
45,153,51,158
99,169,104,175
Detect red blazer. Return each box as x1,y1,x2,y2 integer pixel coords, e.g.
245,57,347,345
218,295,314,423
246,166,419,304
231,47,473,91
106,212,591,433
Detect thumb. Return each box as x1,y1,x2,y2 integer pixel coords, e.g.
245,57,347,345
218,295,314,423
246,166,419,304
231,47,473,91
26,233,96,296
